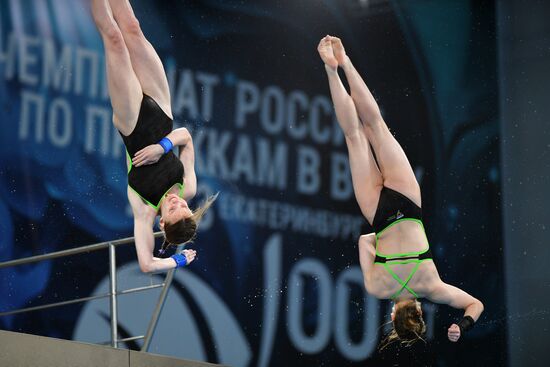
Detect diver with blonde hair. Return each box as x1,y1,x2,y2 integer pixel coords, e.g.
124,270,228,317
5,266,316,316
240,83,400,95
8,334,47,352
318,35,483,344
91,0,216,273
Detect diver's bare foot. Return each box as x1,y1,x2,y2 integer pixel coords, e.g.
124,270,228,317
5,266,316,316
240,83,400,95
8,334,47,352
330,36,347,66
317,35,338,70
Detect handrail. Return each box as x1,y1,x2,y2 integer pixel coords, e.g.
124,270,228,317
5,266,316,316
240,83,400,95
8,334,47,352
0,232,165,269
109,242,118,347
0,231,175,350
0,283,165,317
141,244,180,352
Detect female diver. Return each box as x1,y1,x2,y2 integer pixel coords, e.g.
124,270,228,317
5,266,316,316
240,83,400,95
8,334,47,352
91,0,216,273
317,36,483,344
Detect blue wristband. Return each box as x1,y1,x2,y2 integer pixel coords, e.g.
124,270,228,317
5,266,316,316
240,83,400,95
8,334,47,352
171,253,187,268
158,137,173,154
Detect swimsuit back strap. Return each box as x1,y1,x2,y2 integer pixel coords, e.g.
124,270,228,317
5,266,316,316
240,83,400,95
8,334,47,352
383,261,421,299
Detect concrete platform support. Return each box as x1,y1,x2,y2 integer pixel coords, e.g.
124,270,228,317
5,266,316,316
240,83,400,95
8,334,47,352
0,330,223,367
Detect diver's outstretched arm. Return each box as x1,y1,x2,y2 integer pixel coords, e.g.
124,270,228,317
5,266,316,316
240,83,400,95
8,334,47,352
128,187,196,273
427,282,484,342
177,130,197,201
131,128,191,167
130,128,196,201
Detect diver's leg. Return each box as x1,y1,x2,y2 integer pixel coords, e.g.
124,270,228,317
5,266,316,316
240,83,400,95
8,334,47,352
318,36,383,223
91,0,142,135
332,37,420,205
108,0,172,118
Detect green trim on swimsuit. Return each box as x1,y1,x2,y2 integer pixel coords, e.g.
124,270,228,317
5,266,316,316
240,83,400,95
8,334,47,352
126,149,132,174
383,259,434,299
380,258,431,266
374,217,432,299
126,149,185,211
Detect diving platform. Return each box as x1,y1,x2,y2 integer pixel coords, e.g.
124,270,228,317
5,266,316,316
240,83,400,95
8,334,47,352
0,330,225,367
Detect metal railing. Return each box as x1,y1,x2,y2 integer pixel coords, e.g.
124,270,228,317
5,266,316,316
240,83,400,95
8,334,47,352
0,232,175,351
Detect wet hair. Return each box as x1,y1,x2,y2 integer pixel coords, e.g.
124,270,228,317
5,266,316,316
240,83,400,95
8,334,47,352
158,193,218,255
381,299,426,350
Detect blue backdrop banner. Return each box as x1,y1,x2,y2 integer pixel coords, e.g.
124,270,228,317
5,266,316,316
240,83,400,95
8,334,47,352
0,1,503,366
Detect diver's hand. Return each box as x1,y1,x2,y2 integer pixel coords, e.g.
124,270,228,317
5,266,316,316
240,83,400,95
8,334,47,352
448,323,461,342
133,144,164,167
182,249,197,265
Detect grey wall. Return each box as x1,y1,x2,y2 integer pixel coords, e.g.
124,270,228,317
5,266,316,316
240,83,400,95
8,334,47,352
499,1,550,366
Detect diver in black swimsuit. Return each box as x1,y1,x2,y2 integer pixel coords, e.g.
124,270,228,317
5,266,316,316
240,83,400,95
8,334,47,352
91,0,216,272
318,35,484,344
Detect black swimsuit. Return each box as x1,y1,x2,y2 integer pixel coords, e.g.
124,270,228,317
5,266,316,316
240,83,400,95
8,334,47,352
370,187,433,299
121,95,184,209
372,187,423,233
